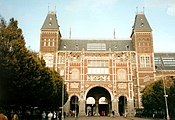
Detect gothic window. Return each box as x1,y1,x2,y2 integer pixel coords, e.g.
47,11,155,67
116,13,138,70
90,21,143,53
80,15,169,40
44,39,46,46
140,55,151,68
48,39,50,46
88,60,108,67
88,68,109,74
43,53,54,67
117,69,126,81
88,60,109,74
52,39,54,46
58,55,65,64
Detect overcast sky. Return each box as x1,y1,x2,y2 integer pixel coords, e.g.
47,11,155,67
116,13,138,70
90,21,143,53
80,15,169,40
0,0,175,52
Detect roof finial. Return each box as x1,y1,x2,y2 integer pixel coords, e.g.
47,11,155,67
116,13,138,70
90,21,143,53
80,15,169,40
48,3,50,13
136,6,138,14
69,27,71,39
113,28,116,39
55,6,57,13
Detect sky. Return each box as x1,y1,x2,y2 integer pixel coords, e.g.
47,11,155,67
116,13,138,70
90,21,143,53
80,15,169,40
0,0,175,52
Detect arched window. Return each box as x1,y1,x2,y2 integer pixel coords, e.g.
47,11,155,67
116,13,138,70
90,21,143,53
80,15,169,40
52,39,55,46
117,69,126,81
99,97,108,104
44,39,46,46
140,55,150,68
86,97,95,104
48,39,50,46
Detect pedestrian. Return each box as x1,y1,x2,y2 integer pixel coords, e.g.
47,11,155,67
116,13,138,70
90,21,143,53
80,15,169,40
0,111,8,120
47,111,53,120
53,111,56,120
58,111,61,120
42,111,46,120
12,114,19,120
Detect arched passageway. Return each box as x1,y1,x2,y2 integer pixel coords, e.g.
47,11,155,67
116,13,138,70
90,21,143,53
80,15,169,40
86,86,111,116
118,96,127,116
70,96,79,117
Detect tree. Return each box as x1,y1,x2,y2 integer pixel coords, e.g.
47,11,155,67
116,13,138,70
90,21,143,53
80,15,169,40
168,77,175,117
142,78,174,118
0,17,67,113
142,80,164,116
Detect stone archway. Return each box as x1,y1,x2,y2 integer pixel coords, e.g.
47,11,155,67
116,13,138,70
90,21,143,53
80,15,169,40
85,86,111,116
118,96,127,116
70,95,79,117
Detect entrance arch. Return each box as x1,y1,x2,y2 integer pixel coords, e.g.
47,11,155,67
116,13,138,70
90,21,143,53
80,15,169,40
85,86,111,116
118,96,127,116
70,95,79,117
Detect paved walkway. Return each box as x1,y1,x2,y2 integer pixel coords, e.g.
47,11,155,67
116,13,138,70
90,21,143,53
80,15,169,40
65,116,161,120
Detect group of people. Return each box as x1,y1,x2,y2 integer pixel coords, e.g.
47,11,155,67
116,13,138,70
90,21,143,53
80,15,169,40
0,110,67,120
42,111,65,120
0,111,19,120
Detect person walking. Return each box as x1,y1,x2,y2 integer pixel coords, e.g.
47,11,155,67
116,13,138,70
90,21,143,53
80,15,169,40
0,112,8,120
12,114,19,120
42,111,46,120
47,112,53,120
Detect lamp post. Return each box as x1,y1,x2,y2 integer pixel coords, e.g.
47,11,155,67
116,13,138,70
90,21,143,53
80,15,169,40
156,64,170,120
62,45,66,120
163,78,170,120
61,78,64,120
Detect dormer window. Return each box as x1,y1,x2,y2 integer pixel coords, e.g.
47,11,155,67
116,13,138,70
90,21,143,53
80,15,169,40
75,44,78,50
141,23,144,27
126,45,130,50
49,22,52,26
114,45,118,50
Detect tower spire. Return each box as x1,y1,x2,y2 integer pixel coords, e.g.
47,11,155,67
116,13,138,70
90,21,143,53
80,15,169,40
55,6,57,13
69,27,71,39
113,28,116,39
48,3,50,12
136,6,138,14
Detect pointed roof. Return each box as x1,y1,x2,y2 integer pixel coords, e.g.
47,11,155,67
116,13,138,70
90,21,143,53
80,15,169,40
132,12,152,32
41,11,59,30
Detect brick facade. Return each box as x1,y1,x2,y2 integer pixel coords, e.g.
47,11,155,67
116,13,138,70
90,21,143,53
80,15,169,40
39,11,175,116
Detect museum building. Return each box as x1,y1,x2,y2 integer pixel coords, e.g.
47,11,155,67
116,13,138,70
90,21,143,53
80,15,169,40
39,11,175,116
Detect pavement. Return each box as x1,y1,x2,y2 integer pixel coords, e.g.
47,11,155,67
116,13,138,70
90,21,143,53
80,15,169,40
64,116,163,120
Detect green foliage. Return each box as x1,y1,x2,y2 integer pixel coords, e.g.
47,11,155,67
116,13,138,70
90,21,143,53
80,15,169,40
0,17,67,111
142,80,164,111
142,78,175,118
168,77,175,117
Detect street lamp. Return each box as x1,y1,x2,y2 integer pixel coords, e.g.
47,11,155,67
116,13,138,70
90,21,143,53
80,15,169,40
62,44,66,120
163,77,170,120
156,64,170,120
